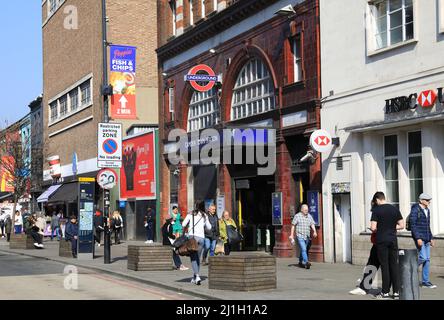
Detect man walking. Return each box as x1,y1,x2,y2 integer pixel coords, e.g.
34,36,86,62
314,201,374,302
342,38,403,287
410,193,437,289
370,192,404,299
289,204,317,269
202,204,219,265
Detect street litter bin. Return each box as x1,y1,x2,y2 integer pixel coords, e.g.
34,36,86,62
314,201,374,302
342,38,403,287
398,249,420,300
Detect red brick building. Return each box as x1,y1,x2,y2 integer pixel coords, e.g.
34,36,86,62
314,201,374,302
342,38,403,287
157,0,323,259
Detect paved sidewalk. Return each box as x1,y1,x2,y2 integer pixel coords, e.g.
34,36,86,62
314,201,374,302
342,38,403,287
0,238,443,300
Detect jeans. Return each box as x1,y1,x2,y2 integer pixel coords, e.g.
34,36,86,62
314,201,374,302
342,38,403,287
377,242,400,294
417,241,431,284
359,245,380,291
173,250,182,268
146,227,154,241
51,227,60,240
14,225,22,234
71,239,78,256
297,236,311,264
189,237,205,278
202,238,217,261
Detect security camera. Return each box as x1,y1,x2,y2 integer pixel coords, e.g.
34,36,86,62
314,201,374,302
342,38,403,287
173,169,180,176
299,150,318,164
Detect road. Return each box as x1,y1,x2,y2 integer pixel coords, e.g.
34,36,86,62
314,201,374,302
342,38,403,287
0,251,200,300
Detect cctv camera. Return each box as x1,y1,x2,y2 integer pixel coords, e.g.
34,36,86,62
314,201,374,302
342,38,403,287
173,169,180,176
299,150,318,163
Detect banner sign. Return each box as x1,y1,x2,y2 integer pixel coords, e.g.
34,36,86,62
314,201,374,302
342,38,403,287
308,190,320,226
110,45,137,119
272,192,283,226
0,156,14,192
120,132,156,200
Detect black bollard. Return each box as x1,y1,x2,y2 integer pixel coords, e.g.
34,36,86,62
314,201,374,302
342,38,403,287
398,249,420,300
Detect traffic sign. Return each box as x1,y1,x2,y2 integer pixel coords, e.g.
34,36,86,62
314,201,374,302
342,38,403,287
97,169,118,190
310,129,333,153
185,64,220,92
98,123,122,168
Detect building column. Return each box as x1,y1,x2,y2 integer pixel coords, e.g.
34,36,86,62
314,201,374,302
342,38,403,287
397,130,410,218
176,0,184,35
219,164,233,215
178,162,188,215
363,133,379,223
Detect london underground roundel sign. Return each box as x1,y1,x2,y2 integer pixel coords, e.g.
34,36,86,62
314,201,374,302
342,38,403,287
185,64,218,92
310,129,333,153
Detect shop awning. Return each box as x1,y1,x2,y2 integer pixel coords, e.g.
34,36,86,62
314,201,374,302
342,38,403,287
0,193,12,201
37,185,62,203
47,182,78,204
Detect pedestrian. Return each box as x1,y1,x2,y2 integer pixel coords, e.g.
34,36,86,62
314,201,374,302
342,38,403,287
182,200,212,285
409,193,437,289
0,209,6,238
350,198,381,295
24,214,44,248
144,208,154,244
370,191,404,299
36,212,46,243
14,210,23,234
202,204,219,265
162,217,189,271
171,206,183,239
94,210,104,247
218,210,238,255
4,212,12,242
65,215,79,258
289,204,317,269
50,213,60,241
111,211,123,245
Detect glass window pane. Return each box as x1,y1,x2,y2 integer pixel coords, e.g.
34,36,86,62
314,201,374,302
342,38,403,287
405,5,413,24
390,10,403,29
385,159,398,180
384,135,398,156
409,156,422,179
389,0,402,11
377,17,387,33
410,179,423,204
408,131,421,154
386,181,399,203
376,32,387,49
390,27,403,45
405,22,414,40
405,0,413,7
376,1,387,16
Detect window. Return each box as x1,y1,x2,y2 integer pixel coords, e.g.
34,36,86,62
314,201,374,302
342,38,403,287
231,58,275,120
201,0,206,18
371,0,414,50
80,80,91,105
169,87,175,121
291,36,303,82
59,96,68,116
408,131,423,205
189,0,194,25
50,102,58,122
49,0,57,14
384,135,399,208
188,88,220,132
70,88,79,111
170,0,177,36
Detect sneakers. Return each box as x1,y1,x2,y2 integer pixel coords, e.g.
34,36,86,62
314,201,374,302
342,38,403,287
422,282,437,289
195,275,202,285
144,240,150,244
179,265,189,271
349,287,367,295
298,262,305,268
33,243,39,248
97,243,101,247
190,278,196,284
305,262,311,269
374,293,391,300
38,243,44,248
393,292,400,299
145,240,154,244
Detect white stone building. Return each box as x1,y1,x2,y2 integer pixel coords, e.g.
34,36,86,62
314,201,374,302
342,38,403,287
320,0,444,272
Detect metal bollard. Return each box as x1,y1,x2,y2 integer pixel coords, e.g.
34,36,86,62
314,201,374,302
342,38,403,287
398,249,420,300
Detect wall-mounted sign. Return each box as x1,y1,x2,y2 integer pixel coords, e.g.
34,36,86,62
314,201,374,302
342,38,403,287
185,64,221,92
98,123,122,168
307,190,320,226
216,195,225,219
310,129,333,153
47,155,61,178
385,87,444,114
110,45,137,119
272,192,283,226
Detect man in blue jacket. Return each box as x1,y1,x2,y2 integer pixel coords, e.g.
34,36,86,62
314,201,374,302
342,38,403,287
410,193,436,289
65,215,79,258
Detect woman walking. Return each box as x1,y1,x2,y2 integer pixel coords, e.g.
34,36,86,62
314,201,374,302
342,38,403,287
14,210,23,234
219,210,238,255
182,200,211,285
111,211,123,245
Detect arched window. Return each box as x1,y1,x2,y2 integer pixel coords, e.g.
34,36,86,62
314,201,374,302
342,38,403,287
231,58,275,120
187,87,220,132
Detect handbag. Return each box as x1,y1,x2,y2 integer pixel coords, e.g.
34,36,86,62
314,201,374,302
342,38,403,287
172,234,188,248
215,239,225,255
225,221,243,245
177,213,200,256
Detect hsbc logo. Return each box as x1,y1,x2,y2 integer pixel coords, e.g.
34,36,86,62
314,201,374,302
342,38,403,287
315,136,330,146
310,130,333,153
385,87,444,114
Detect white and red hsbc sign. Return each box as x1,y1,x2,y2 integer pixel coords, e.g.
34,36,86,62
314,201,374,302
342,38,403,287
310,129,333,153
385,87,443,114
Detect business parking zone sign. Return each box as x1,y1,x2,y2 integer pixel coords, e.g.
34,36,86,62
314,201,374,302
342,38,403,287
98,123,122,168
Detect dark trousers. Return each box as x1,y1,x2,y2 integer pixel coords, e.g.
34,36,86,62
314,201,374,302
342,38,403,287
30,230,42,244
0,224,5,235
114,228,121,244
71,239,77,256
224,243,231,255
173,250,182,268
359,245,380,291
6,233,10,242
94,229,102,244
146,227,154,241
377,242,400,294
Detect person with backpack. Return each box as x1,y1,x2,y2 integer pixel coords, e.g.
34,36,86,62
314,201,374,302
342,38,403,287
218,210,239,255
409,193,436,289
182,200,212,285
65,215,79,258
111,211,123,245
370,191,404,299
162,217,189,271
202,204,219,265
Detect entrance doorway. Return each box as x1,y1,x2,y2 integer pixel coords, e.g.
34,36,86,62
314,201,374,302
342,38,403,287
333,194,352,263
234,176,275,252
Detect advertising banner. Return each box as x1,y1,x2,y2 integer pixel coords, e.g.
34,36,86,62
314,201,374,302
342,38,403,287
120,132,156,200
110,45,137,119
0,156,14,192
308,190,320,226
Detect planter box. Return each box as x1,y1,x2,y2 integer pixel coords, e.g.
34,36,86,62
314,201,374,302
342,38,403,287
127,244,173,271
59,239,73,258
9,233,35,250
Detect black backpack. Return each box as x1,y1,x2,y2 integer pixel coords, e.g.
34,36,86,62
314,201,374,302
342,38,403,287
114,217,122,227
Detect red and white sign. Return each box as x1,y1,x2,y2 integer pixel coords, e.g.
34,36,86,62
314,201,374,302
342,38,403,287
98,123,122,168
418,90,437,108
185,64,218,92
310,129,333,153
97,169,118,190
47,155,61,178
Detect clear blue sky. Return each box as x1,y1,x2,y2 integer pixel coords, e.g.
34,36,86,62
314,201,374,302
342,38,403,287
0,1,42,125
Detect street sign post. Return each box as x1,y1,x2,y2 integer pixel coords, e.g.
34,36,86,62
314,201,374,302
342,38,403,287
98,123,122,168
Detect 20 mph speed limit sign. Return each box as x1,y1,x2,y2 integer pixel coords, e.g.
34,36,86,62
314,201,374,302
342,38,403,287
97,169,118,190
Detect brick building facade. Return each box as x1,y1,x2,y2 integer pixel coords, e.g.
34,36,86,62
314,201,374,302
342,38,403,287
157,0,324,259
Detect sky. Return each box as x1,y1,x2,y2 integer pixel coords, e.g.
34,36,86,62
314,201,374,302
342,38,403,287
0,1,42,126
